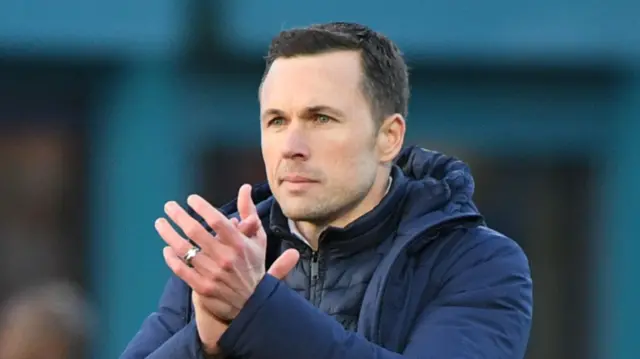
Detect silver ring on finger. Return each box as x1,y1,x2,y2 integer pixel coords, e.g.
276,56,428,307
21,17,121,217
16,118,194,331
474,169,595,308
183,246,201,268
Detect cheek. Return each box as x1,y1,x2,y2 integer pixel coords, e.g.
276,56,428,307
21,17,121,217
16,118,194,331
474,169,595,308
261,142,278,179
325,140,374,178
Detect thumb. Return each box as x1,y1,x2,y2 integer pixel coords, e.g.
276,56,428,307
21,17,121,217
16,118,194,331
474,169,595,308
267,249,300,280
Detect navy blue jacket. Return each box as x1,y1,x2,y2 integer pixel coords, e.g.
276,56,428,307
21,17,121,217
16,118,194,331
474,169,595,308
120,146,533,359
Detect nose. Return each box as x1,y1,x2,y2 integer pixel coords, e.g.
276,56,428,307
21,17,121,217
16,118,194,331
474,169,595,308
281,122,310,160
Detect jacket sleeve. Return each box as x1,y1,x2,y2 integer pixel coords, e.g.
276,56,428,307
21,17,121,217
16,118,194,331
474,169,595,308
119,275,208,359
217,231,533,359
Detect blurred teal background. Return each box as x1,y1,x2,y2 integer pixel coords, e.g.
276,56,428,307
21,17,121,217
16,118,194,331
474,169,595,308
0,1,638,358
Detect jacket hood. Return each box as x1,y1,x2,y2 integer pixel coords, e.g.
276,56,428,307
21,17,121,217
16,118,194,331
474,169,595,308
392,146,483,238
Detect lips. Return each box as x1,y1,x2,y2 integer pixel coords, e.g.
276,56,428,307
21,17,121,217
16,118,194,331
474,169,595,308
280,175,318,184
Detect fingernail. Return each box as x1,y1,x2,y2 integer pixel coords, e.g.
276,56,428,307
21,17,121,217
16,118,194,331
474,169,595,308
164,201,177,214
187,194,200,204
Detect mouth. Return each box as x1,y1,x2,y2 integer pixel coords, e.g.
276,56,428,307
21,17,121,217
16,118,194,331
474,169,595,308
278,175,320,193
279,175,319,184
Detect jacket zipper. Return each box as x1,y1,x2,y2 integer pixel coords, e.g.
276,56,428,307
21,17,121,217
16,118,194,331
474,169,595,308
309,251,320,306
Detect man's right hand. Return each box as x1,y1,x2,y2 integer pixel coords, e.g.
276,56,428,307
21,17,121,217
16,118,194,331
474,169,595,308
192,215,300,356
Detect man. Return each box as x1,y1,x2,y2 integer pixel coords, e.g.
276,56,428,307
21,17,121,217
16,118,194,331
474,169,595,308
121,22,533,359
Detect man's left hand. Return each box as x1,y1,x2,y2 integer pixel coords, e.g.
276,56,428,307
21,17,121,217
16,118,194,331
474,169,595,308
156,184,299,321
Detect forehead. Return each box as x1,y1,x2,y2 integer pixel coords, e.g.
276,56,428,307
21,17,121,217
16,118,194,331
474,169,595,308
259,51,368,111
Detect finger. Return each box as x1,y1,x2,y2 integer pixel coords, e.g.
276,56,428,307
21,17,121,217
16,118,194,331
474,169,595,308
236,184,257,221
164,247,236,301
163,246,215,294
187,195,244,251
255,215,268,246
240,214,267,247
230,217,240,227
156,218,222,270
236,214,261,237
267,248,300,280
164,201,219,254
155,218,196,259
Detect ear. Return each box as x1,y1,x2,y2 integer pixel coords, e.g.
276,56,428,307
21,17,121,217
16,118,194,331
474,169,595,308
376,114,406,163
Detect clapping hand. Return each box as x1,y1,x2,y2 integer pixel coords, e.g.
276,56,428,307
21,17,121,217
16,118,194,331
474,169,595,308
155,184,300,354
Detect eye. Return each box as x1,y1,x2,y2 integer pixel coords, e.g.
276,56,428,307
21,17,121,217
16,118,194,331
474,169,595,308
314,114,333,124
268,117,286,127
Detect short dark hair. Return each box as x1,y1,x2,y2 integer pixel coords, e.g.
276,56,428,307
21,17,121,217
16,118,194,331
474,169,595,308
263,22,410,123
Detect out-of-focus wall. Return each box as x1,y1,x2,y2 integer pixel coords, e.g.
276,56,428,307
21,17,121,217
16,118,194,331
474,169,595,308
0,1,638,358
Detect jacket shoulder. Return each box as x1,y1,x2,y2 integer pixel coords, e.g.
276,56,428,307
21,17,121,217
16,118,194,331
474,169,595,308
426,224,531,289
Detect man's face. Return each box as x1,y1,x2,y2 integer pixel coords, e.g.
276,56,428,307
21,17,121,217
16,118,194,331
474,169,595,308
259,50,381,224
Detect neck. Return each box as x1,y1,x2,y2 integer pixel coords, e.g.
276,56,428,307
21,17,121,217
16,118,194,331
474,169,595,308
294,169,391,249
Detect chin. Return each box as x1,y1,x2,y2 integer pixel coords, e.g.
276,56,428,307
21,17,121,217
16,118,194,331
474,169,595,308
282,201,339,224
280,204,310,220
280,203,318,221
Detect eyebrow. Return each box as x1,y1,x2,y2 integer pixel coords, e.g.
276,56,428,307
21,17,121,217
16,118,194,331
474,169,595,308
261,105,345,120
304,105,345,118
261,108,286,120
